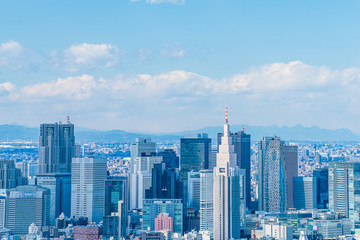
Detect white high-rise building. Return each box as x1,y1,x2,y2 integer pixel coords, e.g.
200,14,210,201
200,170,214,236
71,157,107,223
129,138,157,210
129,156,162,209
214,109,246,240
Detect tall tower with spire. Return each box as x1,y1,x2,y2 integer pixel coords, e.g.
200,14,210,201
214,108,246,240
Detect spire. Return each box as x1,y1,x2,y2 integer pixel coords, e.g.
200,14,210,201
224,107,230,137
225,107,228,124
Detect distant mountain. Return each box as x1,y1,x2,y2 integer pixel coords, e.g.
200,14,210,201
0,124,358,143
0,125,38,141
180,124,360,142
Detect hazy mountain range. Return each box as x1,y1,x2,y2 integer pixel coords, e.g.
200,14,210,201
0,124,358,143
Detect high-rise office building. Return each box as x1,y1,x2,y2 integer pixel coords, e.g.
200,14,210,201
214,112,246,240
180,134,211,232
129,155,163,209
293,176,318,210
218,131,251,209
0,160,26,189
180,134,211,178
103,200,126,240
105,176,126,216
6,185,50,235
146,163,183,200
258,136,298,212
0,196,5,228
129,138,157,210
38,122,76,174
329,162,360,233
130,138,156,161
71,157,107,223
157,149,179,169
313,167,328,209
36,173,71,226
200,170,213,237
142,199,183,234
188,171,200,211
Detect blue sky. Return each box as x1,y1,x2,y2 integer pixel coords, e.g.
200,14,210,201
0,0,359,133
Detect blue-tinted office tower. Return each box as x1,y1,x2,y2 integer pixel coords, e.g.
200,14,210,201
146,163,183,200
313,167,328,209
105,176,127,216
157,149,179,169
218,131,251,209
180,134,211,233
103,201,126,240
36,173,71,226
180,134,211,174
0,160,26,189
293,176,318,210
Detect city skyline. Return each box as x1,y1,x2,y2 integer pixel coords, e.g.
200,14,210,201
0,1,359,133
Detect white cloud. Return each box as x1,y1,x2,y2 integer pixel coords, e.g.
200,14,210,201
0,82,16,96
65,43,119,71
21,74,97,100
2,61,360,132
0,41,25,69
146,0,185,4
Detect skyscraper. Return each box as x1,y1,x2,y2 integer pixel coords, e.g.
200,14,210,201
313,167,328,209
105,176,126,216
188,171,200,211
6,185,50,235
129,138,157,210
180,134,211,178
157,149,179,169
146,163,183,200
130,155,163,209
200,170,213,237
38,122,76,174
258,136,298,212
328,162,360,233
180,133,211,232
0,160,26,189
293,176,318,210
214,110,246,240
103,200,126,240
71,157,107,223
36,173,71,225
218,131,251,209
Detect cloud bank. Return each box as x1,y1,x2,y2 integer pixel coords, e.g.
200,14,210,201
1,61,360,132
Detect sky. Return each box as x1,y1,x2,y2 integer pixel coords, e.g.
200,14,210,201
0,0,360,133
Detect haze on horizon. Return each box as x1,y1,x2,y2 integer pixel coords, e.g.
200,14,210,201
0,0,359,133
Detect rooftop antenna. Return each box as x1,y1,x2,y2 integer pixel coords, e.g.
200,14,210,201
67,116,71,124
225,107,228,124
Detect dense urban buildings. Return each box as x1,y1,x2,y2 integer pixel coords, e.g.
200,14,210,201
3,116,360,239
